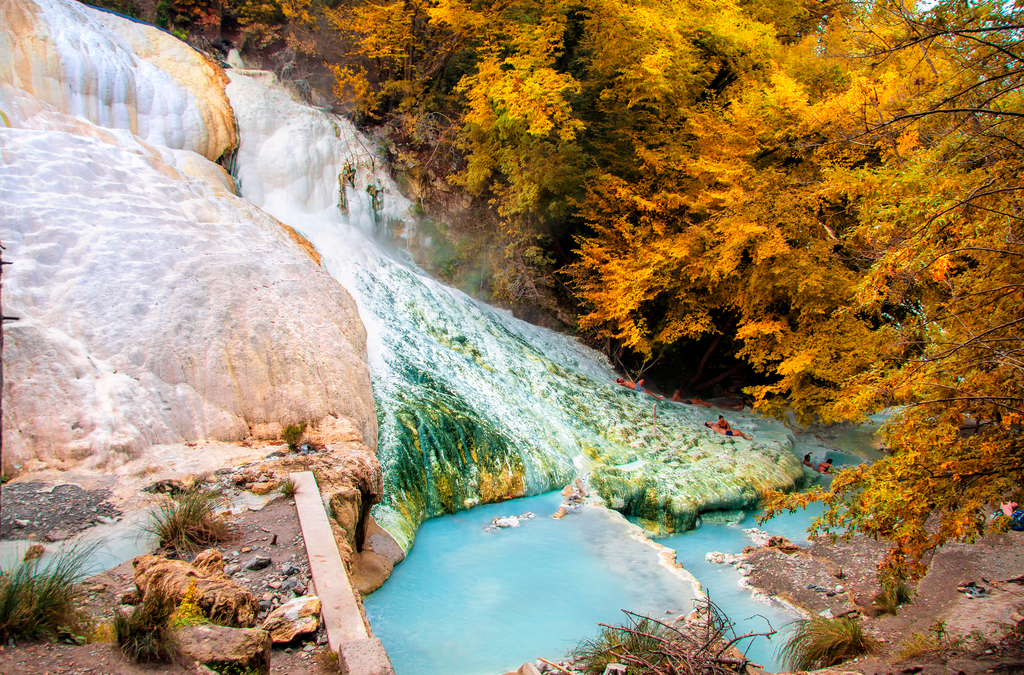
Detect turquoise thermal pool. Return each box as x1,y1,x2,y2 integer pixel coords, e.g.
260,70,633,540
364,491,700,675
365,491,829,674
366,429,875,675
660,503,828,670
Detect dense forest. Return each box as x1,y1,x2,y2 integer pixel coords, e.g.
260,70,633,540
88,0,1023,578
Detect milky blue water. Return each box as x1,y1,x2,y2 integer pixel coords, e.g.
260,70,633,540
366,425,879,675
364,491,700,675
659,503,828,670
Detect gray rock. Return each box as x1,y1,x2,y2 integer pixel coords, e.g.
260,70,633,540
246,555,272,571
517,664,542,675
280,563,301,576
173,625,271,675
224,564,240,576
261,596,322,644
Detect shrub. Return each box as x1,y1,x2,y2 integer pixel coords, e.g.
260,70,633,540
145,488,229,555
0,545,91,642
171,581,208,628
279,478,298,497
779,616,880,669
282,423,307,451
874,580,913,615
896,620,968,660
114,594,178,663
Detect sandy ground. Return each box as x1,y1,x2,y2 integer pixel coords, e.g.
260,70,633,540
0,474,336,675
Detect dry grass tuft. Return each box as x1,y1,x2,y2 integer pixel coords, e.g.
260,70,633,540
113,594,178,663
874,580,913,615
779,616,879,670
145,488,230,555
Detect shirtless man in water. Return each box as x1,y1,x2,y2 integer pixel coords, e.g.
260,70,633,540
704,415,753,440
615,377,664,400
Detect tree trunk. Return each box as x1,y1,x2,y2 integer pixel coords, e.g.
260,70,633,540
694,362,743,391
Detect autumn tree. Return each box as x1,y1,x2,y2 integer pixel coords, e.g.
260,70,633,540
760,0,1024,579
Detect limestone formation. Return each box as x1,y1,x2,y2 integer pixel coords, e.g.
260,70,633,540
130,552,258,627
260,595,321,643
173,624,272,675
0,67,376,475
0,0,236,161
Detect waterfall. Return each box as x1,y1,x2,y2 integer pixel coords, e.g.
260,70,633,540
224,73,808,551
1,0,807,552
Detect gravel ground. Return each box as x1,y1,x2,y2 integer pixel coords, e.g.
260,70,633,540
0,476,335,675
741,529,1024,674
0,482,121,541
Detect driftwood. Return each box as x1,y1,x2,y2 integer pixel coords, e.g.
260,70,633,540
575,599,774,675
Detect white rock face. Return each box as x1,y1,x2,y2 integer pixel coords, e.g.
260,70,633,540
0,54,375,474
0,0,236,160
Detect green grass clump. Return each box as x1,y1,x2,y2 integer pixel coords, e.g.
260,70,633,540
145,488,229,555
874,580,913,615
779,616,880,669
279,477,298,497
0,546,91,642
114,594,178,663
282,423,307,451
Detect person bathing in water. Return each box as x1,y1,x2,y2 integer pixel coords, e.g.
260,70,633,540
817,458,834,474
704,415,753,440
615,377,664,400
802,453,814,469
670,388,714,408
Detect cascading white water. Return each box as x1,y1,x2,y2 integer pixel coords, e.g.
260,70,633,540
223,72,808,550
1,0,809,554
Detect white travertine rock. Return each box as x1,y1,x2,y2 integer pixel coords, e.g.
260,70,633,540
0,0,236,160
0,87,375,475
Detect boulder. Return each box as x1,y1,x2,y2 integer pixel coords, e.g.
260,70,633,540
173,624,271,675
350,550,393,596
518,664,542,675
131,553,258,627
261,595,321,644
364,516,405,566
251,481,278,495
192,549,229,579
766,536,802,553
